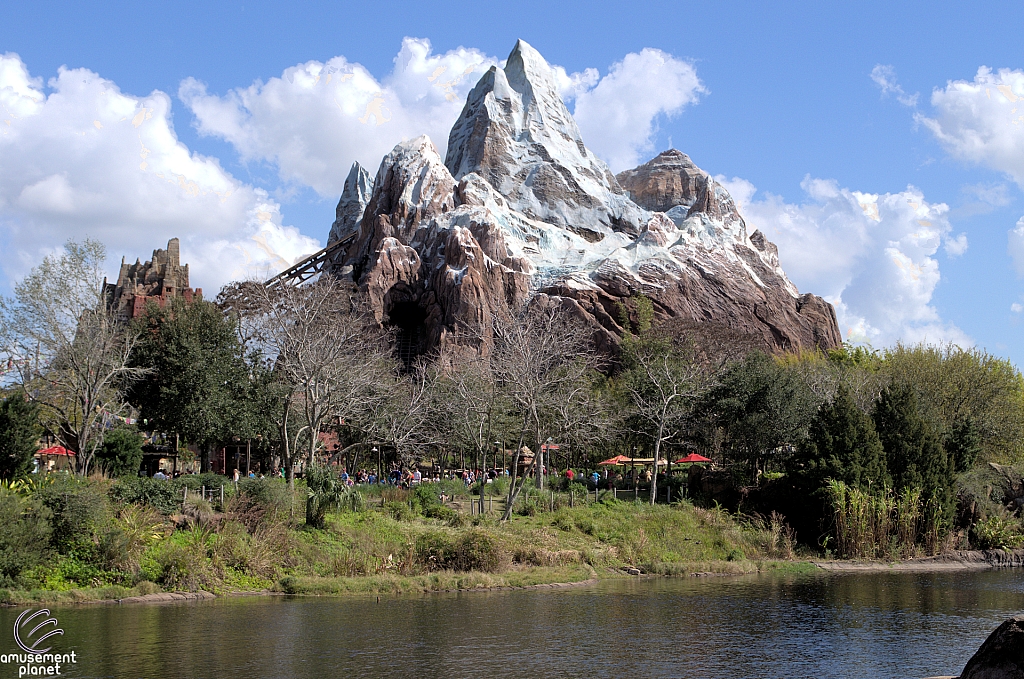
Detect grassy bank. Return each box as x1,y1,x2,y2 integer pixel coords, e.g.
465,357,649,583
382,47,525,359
0,475,809,605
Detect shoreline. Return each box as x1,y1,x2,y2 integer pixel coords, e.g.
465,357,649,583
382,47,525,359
813,548,1024,572
6,549,1024,608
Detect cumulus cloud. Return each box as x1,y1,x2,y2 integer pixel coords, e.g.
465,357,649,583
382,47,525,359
722,175,970,346
1009,217,1024,276
871,64,919,107
182,39,704,197
572,49,705,172
0,53,320,293
918,66,1024,187
180,38,498,198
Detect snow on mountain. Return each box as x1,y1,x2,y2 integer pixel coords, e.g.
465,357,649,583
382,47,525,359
326,40,841,356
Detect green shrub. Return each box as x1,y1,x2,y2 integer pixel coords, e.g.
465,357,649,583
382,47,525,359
973,515,1024,550
36,476,109,554
177,472,230,492
181,496,216,527
155,524,219,591
488,477,510,497
110,477,182,513
0,488,51,586
214,521,285,579
387,501,416,522
96,427,144,478
227,477,292,530
415,531,455,571
99,504,167,574
454,530,508,572
414,530,508,573
424,505,462,526
412,484,443,512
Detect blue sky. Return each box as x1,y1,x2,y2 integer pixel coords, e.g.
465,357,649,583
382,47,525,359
3,1,1024,363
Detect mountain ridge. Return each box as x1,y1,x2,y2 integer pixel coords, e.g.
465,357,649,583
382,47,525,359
326,39,842,358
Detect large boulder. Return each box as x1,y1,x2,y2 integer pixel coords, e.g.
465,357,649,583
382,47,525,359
959,617,1024,678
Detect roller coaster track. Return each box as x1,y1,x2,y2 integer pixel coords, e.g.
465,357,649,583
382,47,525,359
264,232,356,288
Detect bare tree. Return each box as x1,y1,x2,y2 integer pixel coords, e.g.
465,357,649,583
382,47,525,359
431,345,519,511
363,358,442,471
620,331,713,505
0,239,147,475
222,278,391,487
491,301,601,519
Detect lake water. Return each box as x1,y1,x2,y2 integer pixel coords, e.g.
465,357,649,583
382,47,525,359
2,569,1023,679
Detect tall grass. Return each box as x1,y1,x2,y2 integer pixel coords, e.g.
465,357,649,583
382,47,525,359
825,480,924,558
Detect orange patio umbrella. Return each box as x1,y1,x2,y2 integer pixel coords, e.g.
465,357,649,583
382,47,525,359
598,455,631,466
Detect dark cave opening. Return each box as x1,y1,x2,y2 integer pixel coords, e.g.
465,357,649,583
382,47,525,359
386,300,427,369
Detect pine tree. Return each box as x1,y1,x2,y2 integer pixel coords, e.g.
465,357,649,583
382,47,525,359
0,391,40,480
873,384,954,523
796,385,888,492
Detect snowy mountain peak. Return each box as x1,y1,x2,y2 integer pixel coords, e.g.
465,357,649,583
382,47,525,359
328,161,373,244
329,42,841,357
445,39,647,238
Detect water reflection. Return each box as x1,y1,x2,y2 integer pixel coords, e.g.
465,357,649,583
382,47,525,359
2,570,1022,679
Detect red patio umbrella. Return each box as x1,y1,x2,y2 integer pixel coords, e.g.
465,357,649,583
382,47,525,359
673,453,711,464
36,445,75,457
598,455,631,466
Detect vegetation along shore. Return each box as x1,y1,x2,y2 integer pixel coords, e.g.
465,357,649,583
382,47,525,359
3,241,1024,606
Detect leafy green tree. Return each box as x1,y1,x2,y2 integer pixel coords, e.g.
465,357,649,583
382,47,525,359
791,385,888,493
881,343,1024,463
699,352,818,481
128,298,253,472
0,488,51,587
0,391,41,480
96,426,144,478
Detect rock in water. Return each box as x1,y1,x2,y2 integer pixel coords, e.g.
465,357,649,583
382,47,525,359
959,617,1024,679
326,39,842,359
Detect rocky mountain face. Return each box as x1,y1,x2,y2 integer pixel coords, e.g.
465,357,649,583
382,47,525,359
327,39,841,358
328,162,374,245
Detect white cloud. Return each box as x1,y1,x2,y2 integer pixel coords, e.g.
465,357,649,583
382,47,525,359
962,182,1012,207
918,66,1024,187
572,49,705,172
181,39,705,197
1012,302,1023,313
945,232,969,257
728,175,970,347
180,38,498,198
1009,217,1024,276
0,53,320,294
870,64,918,107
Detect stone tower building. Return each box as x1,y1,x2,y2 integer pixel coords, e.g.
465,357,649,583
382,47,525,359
103,238,202,320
